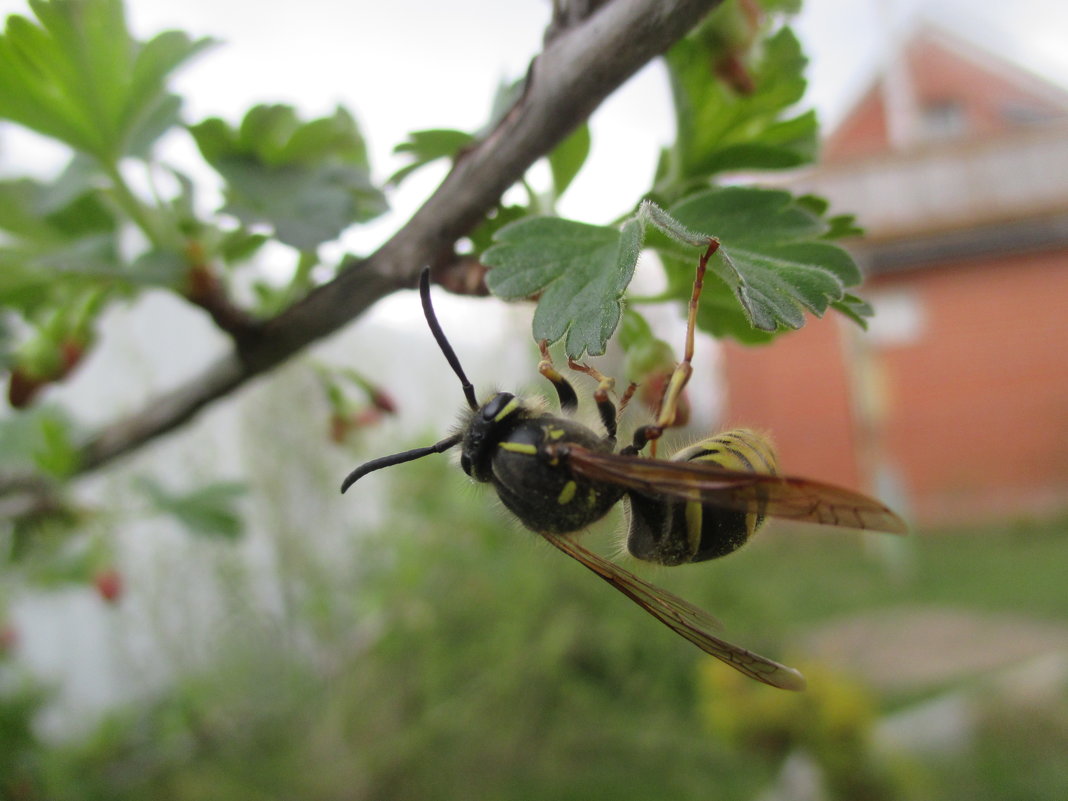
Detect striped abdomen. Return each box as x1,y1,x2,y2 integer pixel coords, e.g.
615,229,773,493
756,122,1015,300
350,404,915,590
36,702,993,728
625,429,779,566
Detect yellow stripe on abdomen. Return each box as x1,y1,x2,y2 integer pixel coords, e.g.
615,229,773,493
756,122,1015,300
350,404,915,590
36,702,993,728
672,428,778,475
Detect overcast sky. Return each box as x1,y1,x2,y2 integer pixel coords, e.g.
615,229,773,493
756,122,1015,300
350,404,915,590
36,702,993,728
2,0,1066,232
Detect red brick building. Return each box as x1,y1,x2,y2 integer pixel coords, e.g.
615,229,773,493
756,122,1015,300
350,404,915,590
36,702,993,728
721,25,1068,526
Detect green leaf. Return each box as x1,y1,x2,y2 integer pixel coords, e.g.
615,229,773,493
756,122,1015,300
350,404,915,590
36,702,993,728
661,24,816,191
190,105,387,251
0,164,115,242
618,308,677,381
656,187,868,337
547,123,590,200
218,229,270,264
0,405,80,473
714,246,843,330
220,162,383,252
136,477,246,540
128,248,187,287
832,293,874,329
388,128,474,186
466,204,527,256
824,213,865,240
33,413,80,476
0,0,212,162
0,235,125,313
124,92,183,160
670,187,835,249
692,276,776,344
483,217,642,358
638,199,708,247
794,192,828,217
4,282,107,389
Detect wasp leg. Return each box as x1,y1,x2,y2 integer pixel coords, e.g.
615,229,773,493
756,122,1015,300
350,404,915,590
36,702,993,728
538,340,579,413
625,239,717,457
567,358,619,442
617,381,638,423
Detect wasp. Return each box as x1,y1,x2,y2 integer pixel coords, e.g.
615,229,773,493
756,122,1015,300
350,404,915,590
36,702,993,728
342,262,907,691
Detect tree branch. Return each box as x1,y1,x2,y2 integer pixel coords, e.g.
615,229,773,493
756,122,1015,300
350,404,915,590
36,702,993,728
2,0,721,497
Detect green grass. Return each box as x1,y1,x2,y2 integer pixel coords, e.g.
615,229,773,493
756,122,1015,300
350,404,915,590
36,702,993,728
659,512,1068,631
14,466,1068,801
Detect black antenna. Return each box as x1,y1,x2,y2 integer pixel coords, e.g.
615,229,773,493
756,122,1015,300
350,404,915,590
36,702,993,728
420,267,478,410
339,269,480,495
340,433,463,493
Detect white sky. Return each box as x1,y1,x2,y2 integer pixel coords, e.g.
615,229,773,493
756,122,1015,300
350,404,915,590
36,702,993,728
2,0,1066,234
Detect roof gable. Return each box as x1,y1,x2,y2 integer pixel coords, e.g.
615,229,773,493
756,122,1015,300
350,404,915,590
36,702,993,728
824,23,1068,162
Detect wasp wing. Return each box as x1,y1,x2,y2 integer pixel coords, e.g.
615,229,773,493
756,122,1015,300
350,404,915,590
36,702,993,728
540,530,807,691
562,446,908,534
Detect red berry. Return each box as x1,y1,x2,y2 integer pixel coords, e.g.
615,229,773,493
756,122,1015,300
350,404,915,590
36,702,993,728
0,623,16,656
329,413,349,443
369,389,398,415
94,568,123,604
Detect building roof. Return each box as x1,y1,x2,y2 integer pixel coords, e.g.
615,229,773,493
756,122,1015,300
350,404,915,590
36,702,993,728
824,22,1068,162
786,22,1068,269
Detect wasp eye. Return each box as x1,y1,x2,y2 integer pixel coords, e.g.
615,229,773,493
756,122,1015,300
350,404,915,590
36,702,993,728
460,454,473,476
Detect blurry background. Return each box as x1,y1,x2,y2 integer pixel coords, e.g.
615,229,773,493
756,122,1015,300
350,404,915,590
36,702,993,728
1,1,1067,799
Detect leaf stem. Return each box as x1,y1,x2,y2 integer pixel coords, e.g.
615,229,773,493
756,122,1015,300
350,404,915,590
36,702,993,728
102,162,169,249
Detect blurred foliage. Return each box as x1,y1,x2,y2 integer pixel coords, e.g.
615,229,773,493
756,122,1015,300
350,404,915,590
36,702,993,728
0,677,50,800
0,0,386,411
1,455,1065,800
0,404,80,476
188,105,386,253
16,457,775,801
941,693,1068,800
698,660,906,801
133,477,246,541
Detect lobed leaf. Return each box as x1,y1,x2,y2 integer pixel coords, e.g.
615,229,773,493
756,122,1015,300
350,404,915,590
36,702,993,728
832,294,874,329
135,477,247,540
388,128,474,186
653,187,869,338
189,105,387,252
660,23,816,193
483,217,642,358
0,170,133,325
0,0,212,162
